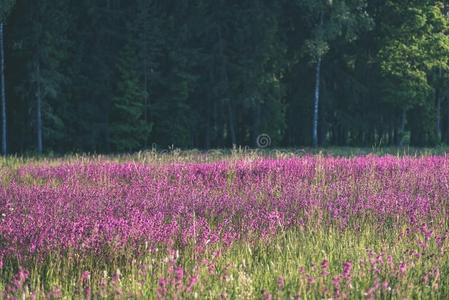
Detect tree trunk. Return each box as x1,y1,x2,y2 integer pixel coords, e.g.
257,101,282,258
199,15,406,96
205,101,211,149
217,25,236,146
435,68,443,143
143,62,149,123
36,61,43,154
252,100,261,147
392,127,397,146
142,2,150,131
436,93,442,142
143,60,150,148
206,66,216,149
312,55,322,148
312,10,324,148
446,95,449,143
226,99,237,146
0,22,7,156
397,108,406,147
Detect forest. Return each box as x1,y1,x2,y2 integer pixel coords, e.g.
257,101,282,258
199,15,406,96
0,0,449,154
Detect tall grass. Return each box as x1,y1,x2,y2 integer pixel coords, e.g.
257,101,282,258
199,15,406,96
1,151,449,299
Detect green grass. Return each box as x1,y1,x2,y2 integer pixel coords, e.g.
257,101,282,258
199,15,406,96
2,149,449,299
3,223,448,299
3,146,449,167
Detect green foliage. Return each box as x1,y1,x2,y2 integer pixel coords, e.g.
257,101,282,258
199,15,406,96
300,0,373,61
379,1,449,109
1,0,449,153
0,0,15,21
110,45,152,152
8,0,70,152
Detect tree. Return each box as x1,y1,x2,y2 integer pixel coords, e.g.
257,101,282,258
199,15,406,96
0,0,15,155
378,0,449,145
232,0,286,147
297,0,372,147
1,0,449,153
110,45,152,152
202,0,238,147
10,0,70,154
0,22,6,155
128,0,163,149
193,0,286,148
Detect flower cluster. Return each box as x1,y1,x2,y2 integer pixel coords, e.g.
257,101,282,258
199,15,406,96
1,156,448,262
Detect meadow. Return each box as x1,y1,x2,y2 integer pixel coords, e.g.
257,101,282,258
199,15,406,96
1,149,449,299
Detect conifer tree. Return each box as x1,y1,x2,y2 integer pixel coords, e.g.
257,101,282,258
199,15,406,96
110,45,152,152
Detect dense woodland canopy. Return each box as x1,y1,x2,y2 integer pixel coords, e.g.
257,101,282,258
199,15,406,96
0,0,449,154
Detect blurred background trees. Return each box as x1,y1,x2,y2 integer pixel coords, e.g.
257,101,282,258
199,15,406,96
0,0,16,155
2,0,449,153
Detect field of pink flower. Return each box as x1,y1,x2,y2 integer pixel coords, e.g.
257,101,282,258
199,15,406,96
1,154,449,299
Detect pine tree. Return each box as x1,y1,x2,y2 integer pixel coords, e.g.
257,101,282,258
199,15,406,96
148,0,199,149
232,0,286,147
10,0,70,154
110,45,152,152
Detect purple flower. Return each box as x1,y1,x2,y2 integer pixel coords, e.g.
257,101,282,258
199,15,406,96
321,259,330,276
342,261,352,280
399,262,407,274
277,276,285,289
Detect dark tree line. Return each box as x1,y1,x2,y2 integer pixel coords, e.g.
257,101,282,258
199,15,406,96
0,0,448,154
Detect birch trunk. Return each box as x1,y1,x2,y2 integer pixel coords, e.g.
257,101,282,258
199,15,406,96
312,11,324,148
312,55,322,148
